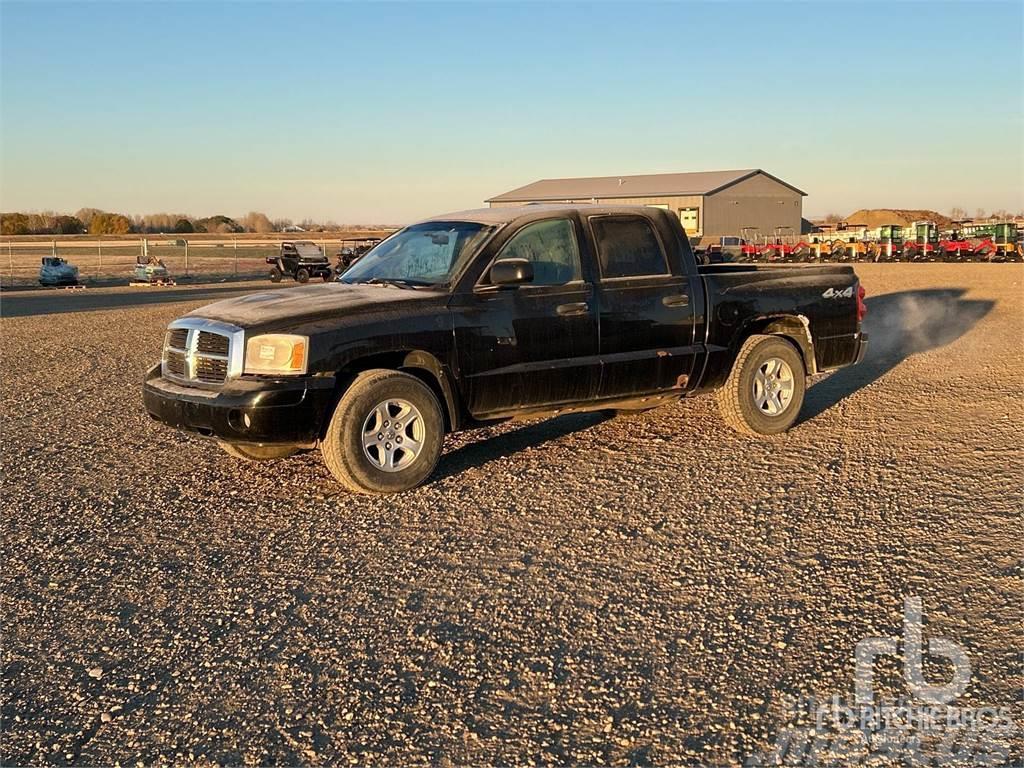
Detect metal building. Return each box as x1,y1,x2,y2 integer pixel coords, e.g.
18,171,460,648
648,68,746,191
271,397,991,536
486,169,806,244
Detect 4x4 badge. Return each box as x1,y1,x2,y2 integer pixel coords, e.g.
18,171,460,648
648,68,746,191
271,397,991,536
823,286,854,299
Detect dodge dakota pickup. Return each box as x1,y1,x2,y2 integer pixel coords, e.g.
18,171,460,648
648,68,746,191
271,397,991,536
143,205,867,493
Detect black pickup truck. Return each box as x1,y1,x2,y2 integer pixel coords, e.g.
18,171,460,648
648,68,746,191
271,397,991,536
143,205,867,493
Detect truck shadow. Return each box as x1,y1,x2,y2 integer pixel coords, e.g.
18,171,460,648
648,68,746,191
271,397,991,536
434,412,613,482
799,288,994,423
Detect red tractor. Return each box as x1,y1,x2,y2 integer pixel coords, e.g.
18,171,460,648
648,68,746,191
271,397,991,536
758,227,799,262
964,222,1021,262
902,222,940,260
938,224,975,261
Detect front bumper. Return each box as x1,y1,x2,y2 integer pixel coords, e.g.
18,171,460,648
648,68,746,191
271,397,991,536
142,364,336,446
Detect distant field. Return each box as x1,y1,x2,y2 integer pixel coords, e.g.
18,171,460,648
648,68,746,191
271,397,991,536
0,230,396,287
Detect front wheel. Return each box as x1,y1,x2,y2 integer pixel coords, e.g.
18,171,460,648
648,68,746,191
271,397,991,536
716,335,806,436
321,369,444,493
218,442,299,460
295,267,310,283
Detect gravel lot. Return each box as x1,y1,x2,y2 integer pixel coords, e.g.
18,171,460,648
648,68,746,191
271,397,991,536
2,265,1022,766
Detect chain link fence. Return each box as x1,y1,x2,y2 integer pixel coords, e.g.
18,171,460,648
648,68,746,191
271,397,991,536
0,234,395,288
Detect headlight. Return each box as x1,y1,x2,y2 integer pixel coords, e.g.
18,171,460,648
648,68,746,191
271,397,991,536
244,334,309,375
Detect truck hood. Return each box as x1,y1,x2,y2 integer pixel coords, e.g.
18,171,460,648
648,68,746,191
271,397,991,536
187,283,446,329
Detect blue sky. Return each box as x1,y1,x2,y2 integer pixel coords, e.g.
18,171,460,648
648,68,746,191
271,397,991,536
2,1,1021,223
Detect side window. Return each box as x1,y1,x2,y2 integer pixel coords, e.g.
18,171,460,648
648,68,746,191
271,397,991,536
590,216,668,278
491,219,581,286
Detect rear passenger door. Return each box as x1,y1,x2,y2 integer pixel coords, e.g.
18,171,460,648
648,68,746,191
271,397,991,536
588,214,698,398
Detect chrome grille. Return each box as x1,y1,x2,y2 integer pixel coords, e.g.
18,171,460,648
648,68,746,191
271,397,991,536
196,331,229,356
167,328,189,349
164,350,187,378
195,357,228,383
160,319,243,387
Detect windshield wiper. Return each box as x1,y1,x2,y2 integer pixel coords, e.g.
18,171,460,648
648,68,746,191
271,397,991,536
361,277,426,290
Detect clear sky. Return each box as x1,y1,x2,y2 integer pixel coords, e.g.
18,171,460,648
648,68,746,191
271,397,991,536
1,1,1021,224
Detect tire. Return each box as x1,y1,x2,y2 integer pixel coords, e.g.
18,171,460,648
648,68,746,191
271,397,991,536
716,335,806,436
269,267,283,283
217,442,299,461
321,369,444,493
295,268,310,284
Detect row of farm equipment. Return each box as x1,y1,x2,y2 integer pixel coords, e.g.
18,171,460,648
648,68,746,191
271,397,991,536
698,221,1023,263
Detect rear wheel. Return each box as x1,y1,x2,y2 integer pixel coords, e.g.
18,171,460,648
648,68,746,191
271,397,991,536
321,369,444,493
716,335,806,436
295,267,310,283
218,442,299,461
269,267,283,283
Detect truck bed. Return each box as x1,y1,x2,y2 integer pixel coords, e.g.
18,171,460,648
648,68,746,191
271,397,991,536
698,262,855,276
693,260,864,391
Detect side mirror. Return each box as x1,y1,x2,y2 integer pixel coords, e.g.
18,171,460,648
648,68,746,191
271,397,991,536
490,258,534,287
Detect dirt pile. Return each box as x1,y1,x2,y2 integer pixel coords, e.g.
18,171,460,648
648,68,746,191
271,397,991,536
845,209,953,228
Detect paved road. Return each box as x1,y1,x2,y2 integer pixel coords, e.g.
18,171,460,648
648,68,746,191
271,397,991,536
2,265,1021,765
1,280,281,318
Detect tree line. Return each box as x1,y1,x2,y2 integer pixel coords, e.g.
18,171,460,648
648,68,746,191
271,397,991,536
0,210,353,236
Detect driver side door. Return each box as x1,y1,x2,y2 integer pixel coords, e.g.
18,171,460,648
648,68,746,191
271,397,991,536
453,216,600,417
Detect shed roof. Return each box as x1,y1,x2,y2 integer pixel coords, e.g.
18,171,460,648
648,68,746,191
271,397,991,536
486,169,806,202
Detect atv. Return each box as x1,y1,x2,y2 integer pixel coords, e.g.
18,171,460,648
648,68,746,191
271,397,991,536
334,237,383,276
269,241,333,283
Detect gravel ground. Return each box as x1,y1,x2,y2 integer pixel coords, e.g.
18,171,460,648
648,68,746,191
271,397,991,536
2,265,1022,766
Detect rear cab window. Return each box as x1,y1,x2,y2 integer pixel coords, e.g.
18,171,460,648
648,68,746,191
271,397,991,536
589,215,669,278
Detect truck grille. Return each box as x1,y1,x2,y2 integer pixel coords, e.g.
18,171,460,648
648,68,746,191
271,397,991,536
167,328,189,349
161,320,242,386
196,332,229,356
195,357,228,382
164,350,187,377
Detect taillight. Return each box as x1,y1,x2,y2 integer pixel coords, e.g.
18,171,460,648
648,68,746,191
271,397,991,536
856,284,867,322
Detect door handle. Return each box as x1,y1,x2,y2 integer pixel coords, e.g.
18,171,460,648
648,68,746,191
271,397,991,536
556,302,589,316
663,294,690,308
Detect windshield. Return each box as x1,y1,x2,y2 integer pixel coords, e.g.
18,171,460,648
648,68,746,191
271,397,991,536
340,221,493,286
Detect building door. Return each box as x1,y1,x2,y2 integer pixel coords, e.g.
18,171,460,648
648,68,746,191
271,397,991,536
679,207,699,235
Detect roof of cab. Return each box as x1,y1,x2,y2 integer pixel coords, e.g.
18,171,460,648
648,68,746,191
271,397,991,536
415,203,658,226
